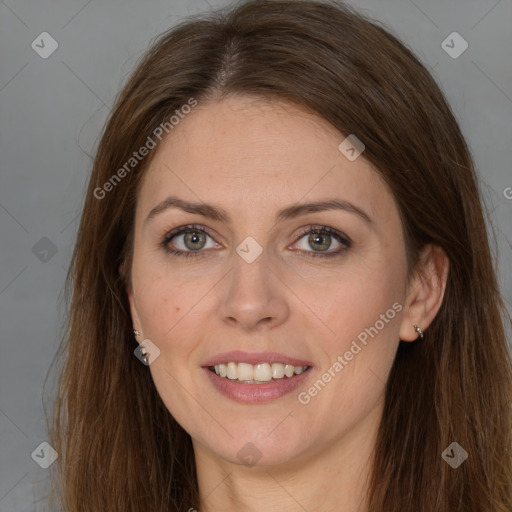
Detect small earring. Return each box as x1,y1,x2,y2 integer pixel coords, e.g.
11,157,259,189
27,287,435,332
140,345,149,365
133,330,149,364
414,324,424,341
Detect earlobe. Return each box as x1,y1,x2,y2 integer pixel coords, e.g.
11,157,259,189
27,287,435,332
399,244,449,342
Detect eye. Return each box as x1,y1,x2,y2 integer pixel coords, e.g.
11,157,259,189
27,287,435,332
161,224,219,258
161,224,351,260
291,225,352,258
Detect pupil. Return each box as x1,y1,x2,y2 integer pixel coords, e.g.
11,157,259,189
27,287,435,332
310,233,329,251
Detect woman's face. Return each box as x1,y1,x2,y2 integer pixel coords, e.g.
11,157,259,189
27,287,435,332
128,95,411,467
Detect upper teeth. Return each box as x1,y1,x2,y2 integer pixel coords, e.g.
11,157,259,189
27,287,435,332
213,362,308,382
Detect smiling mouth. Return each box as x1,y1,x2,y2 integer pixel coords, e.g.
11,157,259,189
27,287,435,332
207,362,312,383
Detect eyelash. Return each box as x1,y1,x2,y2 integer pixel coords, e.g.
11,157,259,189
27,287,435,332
160,224,352,260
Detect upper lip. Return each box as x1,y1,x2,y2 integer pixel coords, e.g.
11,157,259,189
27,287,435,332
202,351,313,368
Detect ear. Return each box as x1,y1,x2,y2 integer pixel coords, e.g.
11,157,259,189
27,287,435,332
120,261,143,342
399,244,449,342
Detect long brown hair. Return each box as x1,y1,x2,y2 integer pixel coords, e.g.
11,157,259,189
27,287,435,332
47,0,512,510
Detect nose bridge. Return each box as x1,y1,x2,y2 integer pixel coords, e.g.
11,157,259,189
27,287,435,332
230,242,273,303
217,239,289,330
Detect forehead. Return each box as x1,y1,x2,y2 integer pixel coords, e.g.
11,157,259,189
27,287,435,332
137,95,392,223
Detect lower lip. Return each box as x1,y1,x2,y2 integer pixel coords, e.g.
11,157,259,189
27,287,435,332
203,367,312,403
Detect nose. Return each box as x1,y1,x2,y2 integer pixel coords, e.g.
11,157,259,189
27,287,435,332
217,248,290,332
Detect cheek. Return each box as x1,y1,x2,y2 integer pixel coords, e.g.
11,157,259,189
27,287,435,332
131,245,219,338
309,256,405,344
308,251,405,397
131,267,214,378
302,287,401,438
132,266,182,342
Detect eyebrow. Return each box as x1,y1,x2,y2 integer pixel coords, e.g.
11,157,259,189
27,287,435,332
145,195,373,225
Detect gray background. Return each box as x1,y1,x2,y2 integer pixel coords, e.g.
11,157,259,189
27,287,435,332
0,0,511,510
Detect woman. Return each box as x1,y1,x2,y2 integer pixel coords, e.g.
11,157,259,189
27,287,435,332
48,0,512,510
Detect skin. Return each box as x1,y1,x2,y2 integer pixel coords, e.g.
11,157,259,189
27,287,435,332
127,94,449,512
